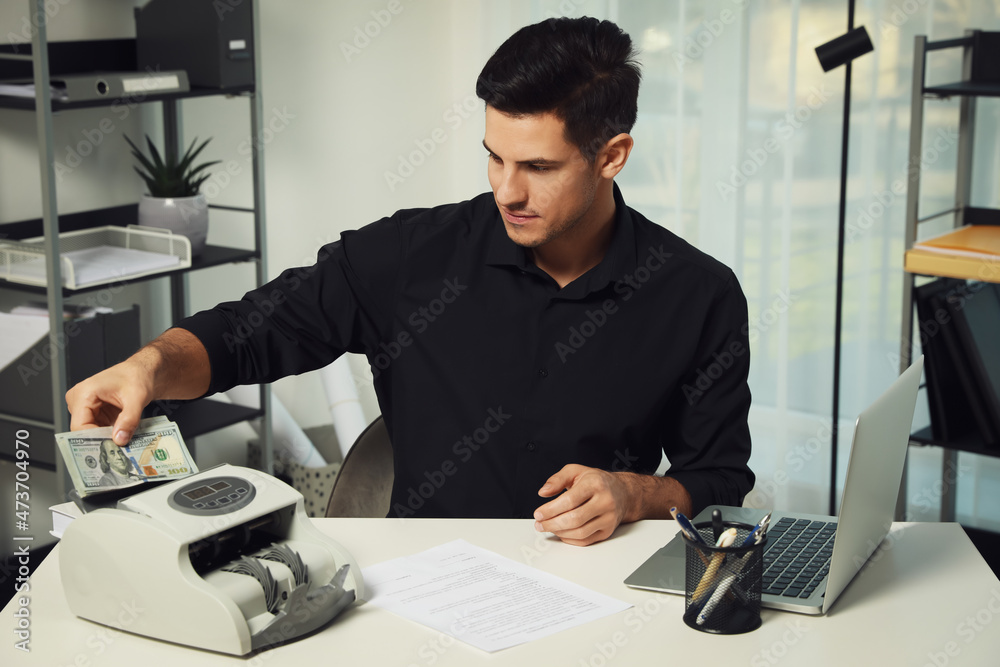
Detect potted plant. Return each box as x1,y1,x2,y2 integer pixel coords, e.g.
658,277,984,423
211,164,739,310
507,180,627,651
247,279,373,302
126,134,220,257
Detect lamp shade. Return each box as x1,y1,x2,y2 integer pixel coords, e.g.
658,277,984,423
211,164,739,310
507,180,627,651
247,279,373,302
816,26,874,71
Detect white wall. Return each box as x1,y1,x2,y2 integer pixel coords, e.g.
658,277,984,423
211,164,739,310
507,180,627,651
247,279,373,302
0,1,511,466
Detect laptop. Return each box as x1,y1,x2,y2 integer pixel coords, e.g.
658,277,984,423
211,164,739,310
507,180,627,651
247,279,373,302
624,356,924,615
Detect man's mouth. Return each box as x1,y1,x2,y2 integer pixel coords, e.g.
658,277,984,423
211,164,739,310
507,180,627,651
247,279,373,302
502,208,539,225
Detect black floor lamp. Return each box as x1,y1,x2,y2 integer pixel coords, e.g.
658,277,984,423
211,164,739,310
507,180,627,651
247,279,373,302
815,10,874,516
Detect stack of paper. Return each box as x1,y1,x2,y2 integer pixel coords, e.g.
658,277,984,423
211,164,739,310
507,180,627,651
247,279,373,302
0,82,68,101
363,539,631,652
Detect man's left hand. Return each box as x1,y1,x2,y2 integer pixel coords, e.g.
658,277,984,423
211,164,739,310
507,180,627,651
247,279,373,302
533,464,634,546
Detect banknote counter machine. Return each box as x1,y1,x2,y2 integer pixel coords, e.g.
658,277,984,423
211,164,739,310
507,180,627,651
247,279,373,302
59,464,364,655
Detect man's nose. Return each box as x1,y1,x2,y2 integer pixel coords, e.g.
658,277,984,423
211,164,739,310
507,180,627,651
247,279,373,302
495,167,528,209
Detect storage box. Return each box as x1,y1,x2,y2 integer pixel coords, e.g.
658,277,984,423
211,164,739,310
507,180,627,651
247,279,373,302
135,0,255,89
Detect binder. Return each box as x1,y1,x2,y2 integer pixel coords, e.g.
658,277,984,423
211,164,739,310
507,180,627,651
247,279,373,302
915,280,978,441
924,280,998,446
946,281,1000,439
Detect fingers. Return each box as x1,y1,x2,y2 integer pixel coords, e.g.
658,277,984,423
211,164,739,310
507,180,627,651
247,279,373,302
110,381,151,444
534,483,590,522
548,520,613,547
65,364,151,444
535,487,613,531
534,466,630,546
535,497,608,541
66,384,113,432
537,464,585,498
69,408,101,432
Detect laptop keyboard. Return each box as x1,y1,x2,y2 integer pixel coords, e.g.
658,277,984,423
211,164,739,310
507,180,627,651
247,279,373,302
761,517,836,599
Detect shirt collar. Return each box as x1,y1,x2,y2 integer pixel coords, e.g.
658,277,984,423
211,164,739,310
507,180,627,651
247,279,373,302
485,182,638,299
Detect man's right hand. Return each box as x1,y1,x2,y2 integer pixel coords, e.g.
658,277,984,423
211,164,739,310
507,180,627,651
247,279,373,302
65,327,211,445
66,358,156,445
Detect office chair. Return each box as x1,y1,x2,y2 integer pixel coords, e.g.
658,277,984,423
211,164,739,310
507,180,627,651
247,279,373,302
325,416,394,517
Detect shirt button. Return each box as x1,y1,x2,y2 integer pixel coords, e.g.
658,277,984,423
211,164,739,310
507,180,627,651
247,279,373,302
537,369,548,378
525,441,537,452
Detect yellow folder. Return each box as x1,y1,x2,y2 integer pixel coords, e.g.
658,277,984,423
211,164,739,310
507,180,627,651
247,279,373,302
906,225,1000,283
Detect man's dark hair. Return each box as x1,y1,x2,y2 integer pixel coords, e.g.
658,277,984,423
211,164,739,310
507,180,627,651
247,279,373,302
476,17,641,162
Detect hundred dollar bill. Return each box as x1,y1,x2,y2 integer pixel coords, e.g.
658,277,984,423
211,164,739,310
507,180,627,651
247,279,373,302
55,416,198,497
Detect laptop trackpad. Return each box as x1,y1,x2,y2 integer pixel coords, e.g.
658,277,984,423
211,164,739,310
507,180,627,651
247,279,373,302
624,534,686,594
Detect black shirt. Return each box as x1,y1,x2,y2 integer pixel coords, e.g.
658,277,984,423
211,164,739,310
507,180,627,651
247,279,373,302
178,184,754,518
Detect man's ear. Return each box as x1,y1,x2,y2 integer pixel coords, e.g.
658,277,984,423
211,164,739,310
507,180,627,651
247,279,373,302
597,133,634,179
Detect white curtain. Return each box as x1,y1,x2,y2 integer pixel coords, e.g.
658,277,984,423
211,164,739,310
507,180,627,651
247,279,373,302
500,0,1000,527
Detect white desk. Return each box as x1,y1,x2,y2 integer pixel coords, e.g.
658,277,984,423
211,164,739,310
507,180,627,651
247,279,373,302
4,519,1000,665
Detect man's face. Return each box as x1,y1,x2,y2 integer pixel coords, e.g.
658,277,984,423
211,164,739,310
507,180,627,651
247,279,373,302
484,107,601,249
102,440,129,476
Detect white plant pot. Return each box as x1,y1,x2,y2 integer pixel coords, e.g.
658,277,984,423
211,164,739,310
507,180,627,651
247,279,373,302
138,194,208,257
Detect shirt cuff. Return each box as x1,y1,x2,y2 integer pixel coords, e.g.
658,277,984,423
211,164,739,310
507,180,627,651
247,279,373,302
665,470,732,517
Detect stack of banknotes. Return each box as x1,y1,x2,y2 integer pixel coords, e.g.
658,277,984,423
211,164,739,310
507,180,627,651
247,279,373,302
55,415,198,497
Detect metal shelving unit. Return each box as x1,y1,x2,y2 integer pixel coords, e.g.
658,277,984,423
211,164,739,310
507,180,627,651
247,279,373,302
898,29,1000,522
0,0,274,496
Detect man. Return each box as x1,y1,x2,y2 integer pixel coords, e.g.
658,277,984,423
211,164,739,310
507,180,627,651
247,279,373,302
66,17,753,546
98,438,143,487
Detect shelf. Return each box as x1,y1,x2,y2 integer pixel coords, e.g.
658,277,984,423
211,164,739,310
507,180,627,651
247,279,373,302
0,10,274,493
924,81,1000,98
910,426,999,459
0,38,253,111
905,210,1000,283
905,248,1000,284
0,418,57,471
0,244,259,296
901,30,1000,524
0,83,254,112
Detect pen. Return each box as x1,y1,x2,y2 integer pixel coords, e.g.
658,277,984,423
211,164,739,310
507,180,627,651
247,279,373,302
741,511,772,547
670,507,707,546
711,508,723,542
692,527,737,600
671,507,711,567
696,553,750,625
699,517,769,617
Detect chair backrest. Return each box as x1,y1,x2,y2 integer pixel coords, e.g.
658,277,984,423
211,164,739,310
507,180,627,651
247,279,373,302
325,416,394,517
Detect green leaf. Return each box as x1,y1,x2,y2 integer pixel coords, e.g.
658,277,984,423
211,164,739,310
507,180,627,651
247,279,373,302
177,137,211,175
124,134,157,179
144,135,166,173
127,134,217,196
132,166,158,196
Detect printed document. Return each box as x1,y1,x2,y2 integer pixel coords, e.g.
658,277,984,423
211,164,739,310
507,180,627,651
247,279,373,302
363,539,631,652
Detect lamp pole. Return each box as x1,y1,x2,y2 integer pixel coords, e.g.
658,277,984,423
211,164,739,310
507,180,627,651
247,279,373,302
814,1,873,516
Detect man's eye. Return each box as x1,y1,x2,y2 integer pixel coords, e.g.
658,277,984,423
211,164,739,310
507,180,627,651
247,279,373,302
530,165,549,173
488,153,502,164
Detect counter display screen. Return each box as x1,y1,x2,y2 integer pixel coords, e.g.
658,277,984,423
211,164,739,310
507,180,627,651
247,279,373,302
183,485,216,501
170,475,254,516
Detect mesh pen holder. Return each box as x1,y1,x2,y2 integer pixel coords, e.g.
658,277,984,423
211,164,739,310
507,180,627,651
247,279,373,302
683,521,766,634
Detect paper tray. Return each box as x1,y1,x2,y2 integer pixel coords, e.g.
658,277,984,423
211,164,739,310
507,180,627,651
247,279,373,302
0,225,192,289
